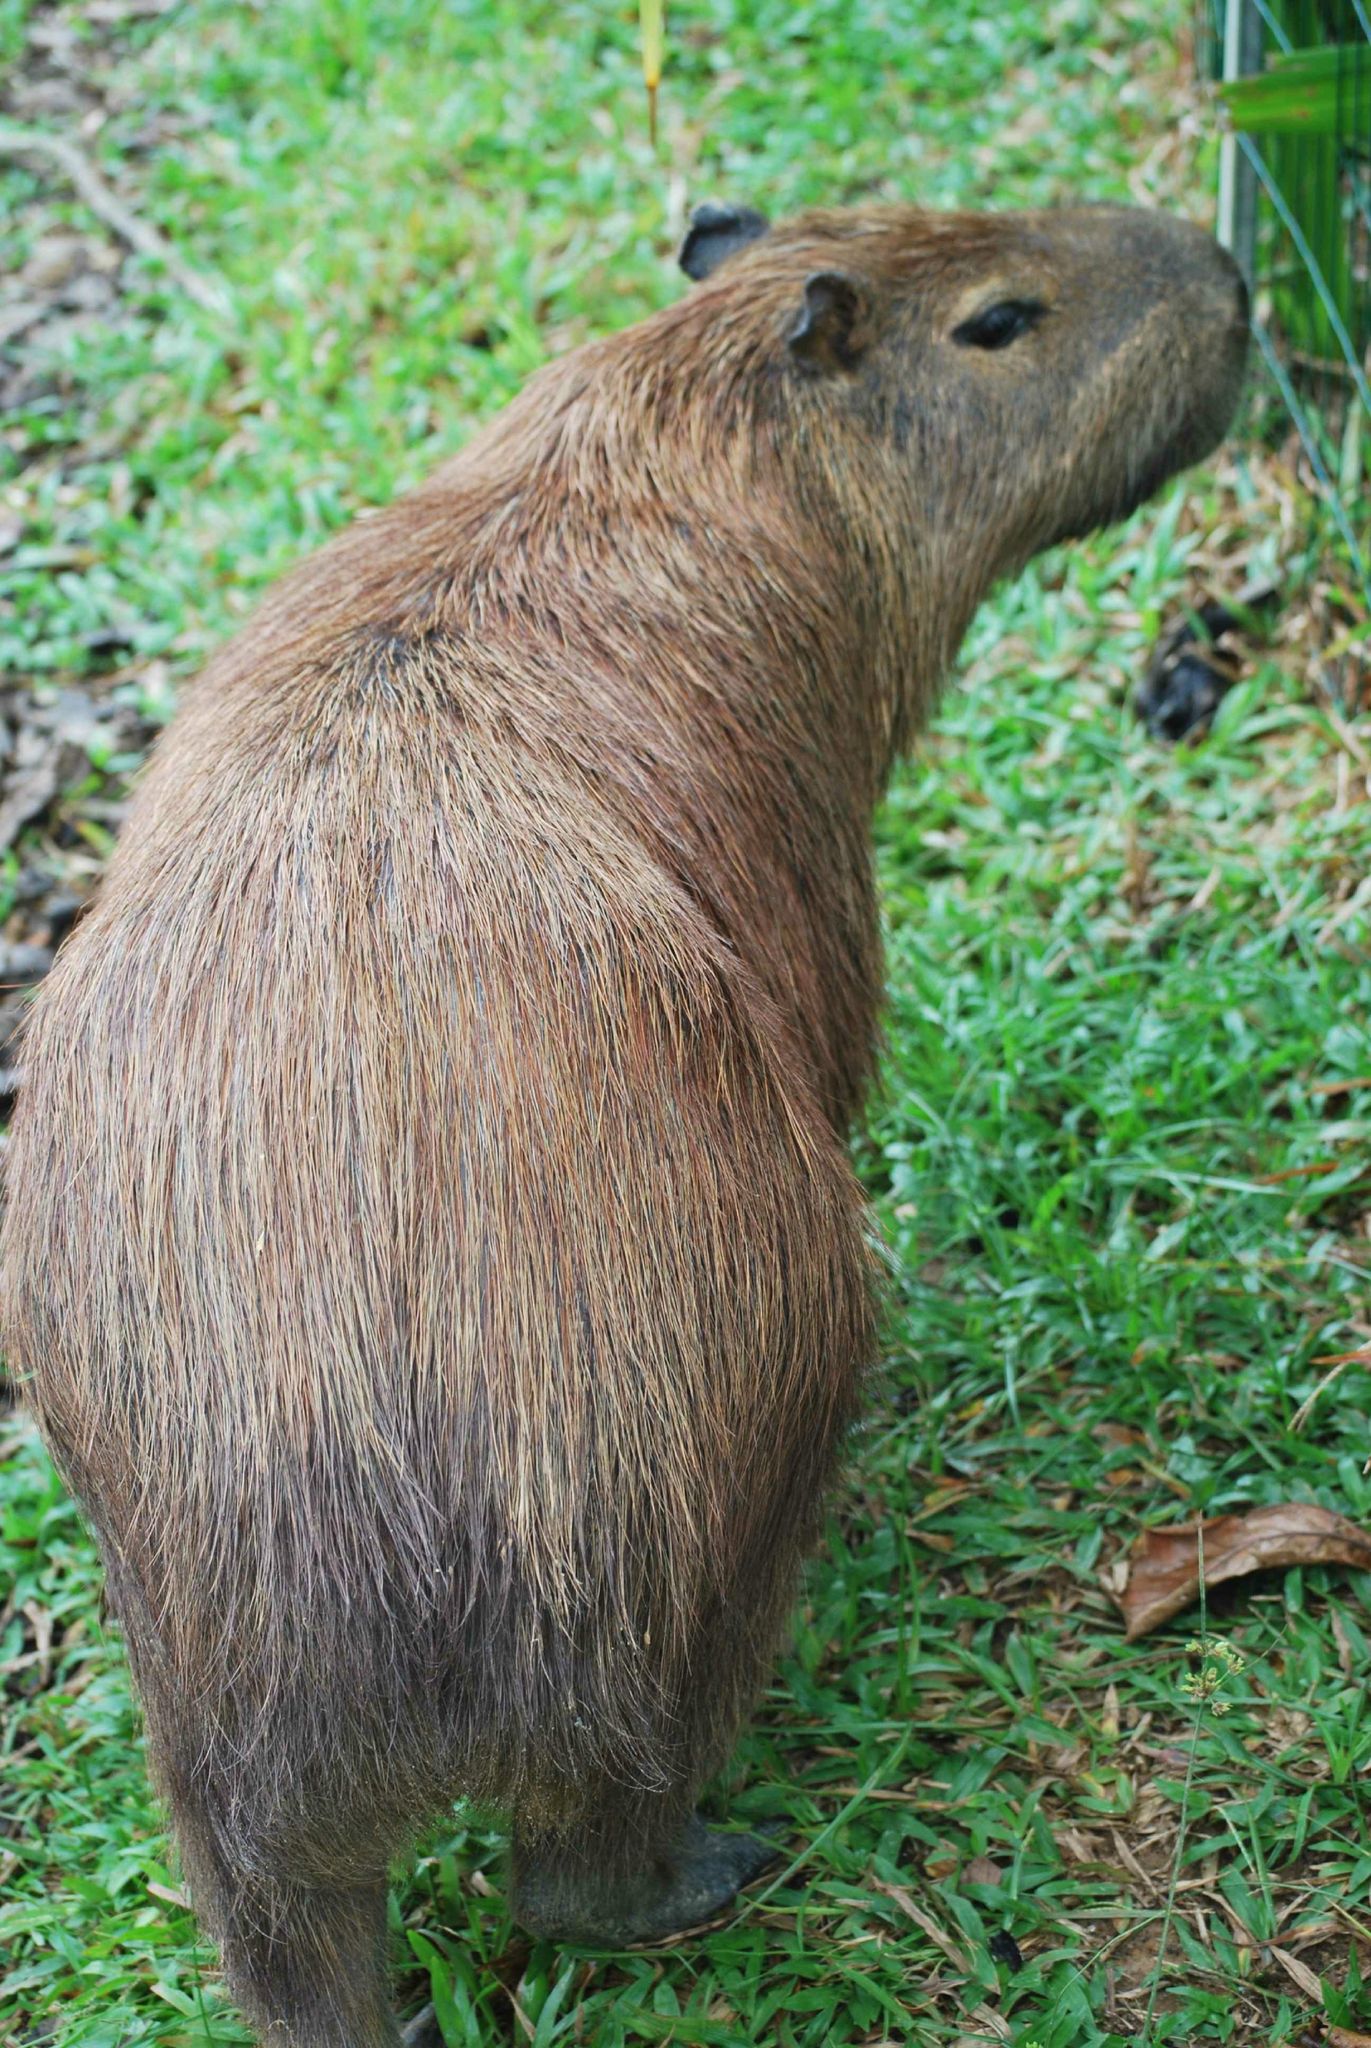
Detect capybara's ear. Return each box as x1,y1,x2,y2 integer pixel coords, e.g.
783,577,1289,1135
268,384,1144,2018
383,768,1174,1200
679,202,771,281
785,271,869,373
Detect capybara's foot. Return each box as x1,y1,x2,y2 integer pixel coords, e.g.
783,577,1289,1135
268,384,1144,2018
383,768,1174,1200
512,1814,782,1946
400,2003,441,2048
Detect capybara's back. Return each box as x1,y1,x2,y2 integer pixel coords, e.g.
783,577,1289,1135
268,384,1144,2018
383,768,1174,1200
3,201,1247,2047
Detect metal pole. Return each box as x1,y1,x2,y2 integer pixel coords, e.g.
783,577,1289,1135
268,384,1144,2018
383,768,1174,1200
1216,0,1263,285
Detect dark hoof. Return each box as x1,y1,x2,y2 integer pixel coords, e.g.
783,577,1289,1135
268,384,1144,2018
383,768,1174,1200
400,2002,442,2048
513,1815,784,1947
1134,594,1256,743
1136,648,1230,741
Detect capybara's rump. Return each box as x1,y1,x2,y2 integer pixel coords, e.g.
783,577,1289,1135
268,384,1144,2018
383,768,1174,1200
5,707,872,1845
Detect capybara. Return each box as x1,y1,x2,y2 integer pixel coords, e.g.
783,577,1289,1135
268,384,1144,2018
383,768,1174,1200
3,201,1248,2045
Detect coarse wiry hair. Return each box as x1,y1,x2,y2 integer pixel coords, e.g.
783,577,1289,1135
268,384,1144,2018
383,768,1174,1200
1,201,1247,2045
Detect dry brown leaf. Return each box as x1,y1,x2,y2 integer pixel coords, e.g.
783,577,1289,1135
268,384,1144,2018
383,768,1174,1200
914,1479,976,1517
1269,1945,1324,2000
1119,1504,1371,1639
869,1879,970,1966
962,1856,1003,1887
1332,1608,1357,1682
1108,1829,1152,1886
147,1878,190,1908
1327,2030,1371,2048
1099,1555,1130,1599
1284,1918,1340,1950
962,2003,1011,2042
22,1599,52,1685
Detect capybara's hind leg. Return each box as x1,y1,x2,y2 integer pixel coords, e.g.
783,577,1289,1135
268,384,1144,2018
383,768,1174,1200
215,1874,398,2048
511,1809,780,1947
163,1780,399,2048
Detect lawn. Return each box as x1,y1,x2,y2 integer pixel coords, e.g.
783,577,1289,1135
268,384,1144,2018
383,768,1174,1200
2,2,1370,2045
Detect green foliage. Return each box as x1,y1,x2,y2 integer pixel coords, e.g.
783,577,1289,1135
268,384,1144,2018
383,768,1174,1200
0,0,30,75
1217,4,1370,456
3,2,1370,2045
1221,44,1366,135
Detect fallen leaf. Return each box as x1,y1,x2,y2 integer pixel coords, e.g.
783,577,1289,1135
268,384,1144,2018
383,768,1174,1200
1285,1918,1340,1948
1332,1608,1357,1682
963,1856,1003,1887
1108,1828,1151,1885
1093,1422,1147,1448
19,230,89,291
0,301,48,346
913,1482,975,1519
869,1879,971,1966
147,1878,189,1908
1099,1555,1130,1598
1120,1504,1371,1639
1327,2030,1371,2048
1257,1160,1340,1184
21,1599,52,1685
0,741,85,852
962,2004,1011,2042
1270,1944,1324,2000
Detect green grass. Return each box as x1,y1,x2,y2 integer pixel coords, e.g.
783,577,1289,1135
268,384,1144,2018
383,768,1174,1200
3,2,1371,2044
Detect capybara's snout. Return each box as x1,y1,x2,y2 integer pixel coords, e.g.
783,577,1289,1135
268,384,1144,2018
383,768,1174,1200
1167,223,1252,466
1100,205,1251,457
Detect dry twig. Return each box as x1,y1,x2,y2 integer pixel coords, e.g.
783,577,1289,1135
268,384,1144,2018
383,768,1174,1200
0,120,229,316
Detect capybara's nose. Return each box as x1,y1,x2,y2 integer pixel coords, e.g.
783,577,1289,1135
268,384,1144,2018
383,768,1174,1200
1187,231,1250,334
1232,265,1251,332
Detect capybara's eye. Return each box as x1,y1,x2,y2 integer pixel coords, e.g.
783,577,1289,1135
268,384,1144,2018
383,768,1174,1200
951,299,1046,350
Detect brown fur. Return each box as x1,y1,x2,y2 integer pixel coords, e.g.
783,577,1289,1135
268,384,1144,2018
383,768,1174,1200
2,203,1247,2044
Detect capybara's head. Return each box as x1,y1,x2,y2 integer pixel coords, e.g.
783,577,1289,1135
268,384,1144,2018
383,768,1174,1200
678,201,1248,631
